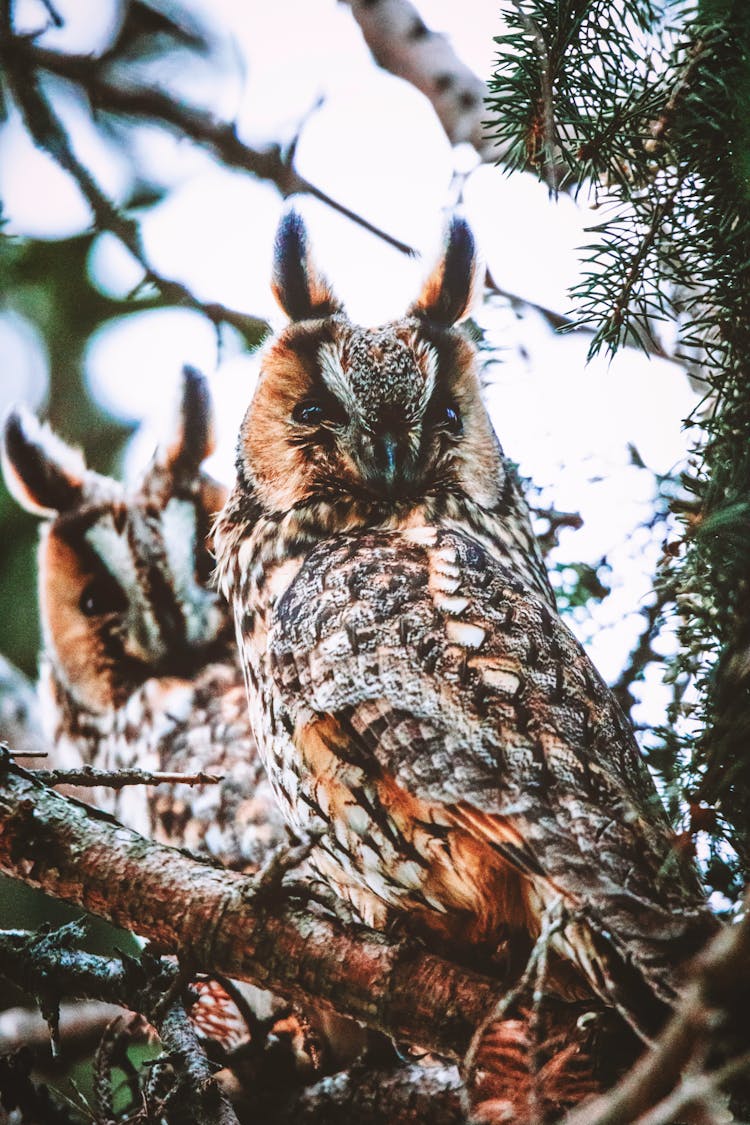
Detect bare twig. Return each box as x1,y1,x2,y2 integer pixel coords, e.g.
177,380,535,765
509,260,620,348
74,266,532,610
634,1050,750,1125
0,1001,124,1056
0,1050,86,1125
462,900,568,1105
252,827,323,898
0,26,269,343
157,998,241,1125
92,1012,146,1125
611,585,672,719
33,766,223,789
0,35,417,257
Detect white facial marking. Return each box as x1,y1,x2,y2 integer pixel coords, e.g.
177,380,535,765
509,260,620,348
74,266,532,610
413,338,438,410
161,498,222,646
318,340,354,410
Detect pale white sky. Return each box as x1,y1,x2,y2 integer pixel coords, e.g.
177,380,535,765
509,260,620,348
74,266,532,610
1,0,700,743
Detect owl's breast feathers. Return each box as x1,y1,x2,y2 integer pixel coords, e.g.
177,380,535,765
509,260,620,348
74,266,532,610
257,525,717,1029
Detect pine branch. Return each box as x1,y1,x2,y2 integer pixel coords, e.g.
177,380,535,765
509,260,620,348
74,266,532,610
509,0,561,186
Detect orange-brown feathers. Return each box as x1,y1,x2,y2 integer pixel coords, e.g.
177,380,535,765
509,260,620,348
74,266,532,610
295,711,532,949
237,212,503,521
40,516,127,712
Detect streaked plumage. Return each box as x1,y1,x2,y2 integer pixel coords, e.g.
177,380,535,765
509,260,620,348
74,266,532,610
214,212,717,1039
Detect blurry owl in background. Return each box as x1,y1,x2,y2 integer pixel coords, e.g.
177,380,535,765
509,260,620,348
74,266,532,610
3,367,371,1070
214,211,717,1043
2,366,285,873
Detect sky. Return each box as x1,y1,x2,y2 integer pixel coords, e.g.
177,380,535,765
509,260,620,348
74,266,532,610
0,0,702,743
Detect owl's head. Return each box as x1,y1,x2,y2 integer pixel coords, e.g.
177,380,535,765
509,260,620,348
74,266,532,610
238,213,505,517
2,367,229,713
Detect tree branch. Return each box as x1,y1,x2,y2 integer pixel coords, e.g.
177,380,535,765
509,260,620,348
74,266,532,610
280,1062,464,1124
0,1000,124,1057
32,766,223,789
344,0,493,158
0,35,417,257
0,755,507,1058
0,25,270,343
563,894,750,1125
0,926,241,1125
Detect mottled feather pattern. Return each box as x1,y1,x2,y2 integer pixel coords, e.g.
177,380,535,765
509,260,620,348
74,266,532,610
213,212,718,1038
266,528,715,998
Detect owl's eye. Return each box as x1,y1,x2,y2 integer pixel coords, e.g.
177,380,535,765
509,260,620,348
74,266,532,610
79,577,127,617
292,400,326,426
443,404,463,435
292,397,347,427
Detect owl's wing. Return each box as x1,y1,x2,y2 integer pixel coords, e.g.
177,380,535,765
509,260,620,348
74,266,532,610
269,527,717,1023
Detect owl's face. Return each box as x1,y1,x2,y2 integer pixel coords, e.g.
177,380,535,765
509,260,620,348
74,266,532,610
239,214,505,517
2,368,228,714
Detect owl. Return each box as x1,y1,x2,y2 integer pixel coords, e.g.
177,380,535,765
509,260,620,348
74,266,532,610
1,366,286,873
214,211,718,1040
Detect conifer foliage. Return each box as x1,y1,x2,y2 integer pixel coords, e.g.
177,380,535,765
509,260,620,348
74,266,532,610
488,1,750,903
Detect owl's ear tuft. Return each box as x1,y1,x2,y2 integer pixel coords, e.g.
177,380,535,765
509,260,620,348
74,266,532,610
162,366,216,479
272,210,344,321
2,407,88,517
408,216,478,326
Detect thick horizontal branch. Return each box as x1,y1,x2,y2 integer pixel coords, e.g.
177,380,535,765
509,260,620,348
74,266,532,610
0,758,506,1058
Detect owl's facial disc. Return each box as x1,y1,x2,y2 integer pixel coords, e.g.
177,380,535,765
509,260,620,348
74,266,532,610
244,310,503,515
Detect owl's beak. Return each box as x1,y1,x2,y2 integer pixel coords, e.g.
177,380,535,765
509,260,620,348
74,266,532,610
372,432,402,496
